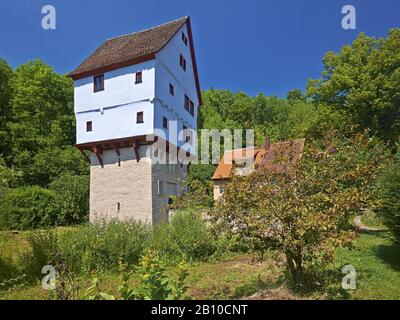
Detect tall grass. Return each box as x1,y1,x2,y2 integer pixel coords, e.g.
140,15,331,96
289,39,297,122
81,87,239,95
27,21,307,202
19,220,151,277
6,211,231,282
150,211,217,262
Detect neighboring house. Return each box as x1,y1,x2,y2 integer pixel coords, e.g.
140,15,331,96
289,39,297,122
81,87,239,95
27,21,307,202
68,17,201,225
212,138,305,201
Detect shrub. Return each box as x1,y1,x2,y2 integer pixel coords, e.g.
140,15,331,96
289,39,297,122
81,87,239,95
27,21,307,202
84,251,191,300
0,186,60,230
170,178,214,209
375,154,400,242
18,230,59,280
0,157,13,199
20,220,152,276
0,256,14,283
50,174,89,225
58,220,151,273
151,211,216,261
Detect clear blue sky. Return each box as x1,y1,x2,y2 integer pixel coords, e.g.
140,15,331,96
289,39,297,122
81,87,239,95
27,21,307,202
0,0,399,97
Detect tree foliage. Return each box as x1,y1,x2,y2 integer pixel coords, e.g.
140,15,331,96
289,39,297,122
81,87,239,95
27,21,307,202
0,186,60,230
199,89,345,147
212,132,388,286
4,60,88,187
375,149,400,242
50,174,90,225
0,59,13,157
307,30,400,142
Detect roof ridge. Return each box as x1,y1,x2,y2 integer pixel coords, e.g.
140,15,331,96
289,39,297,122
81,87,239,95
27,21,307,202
104,16,188,42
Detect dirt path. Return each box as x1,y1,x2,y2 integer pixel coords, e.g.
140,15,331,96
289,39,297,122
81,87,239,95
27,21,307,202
354,215,382,233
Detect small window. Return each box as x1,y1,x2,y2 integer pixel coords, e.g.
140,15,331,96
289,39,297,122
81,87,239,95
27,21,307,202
137,112,144,124
182,32,188,46
189,100,195,116
169,83,175,96
86,121,93,132
94,74,104,92
135,72,142,84
179,55,186,71
163,117,168,129
184,95,190,111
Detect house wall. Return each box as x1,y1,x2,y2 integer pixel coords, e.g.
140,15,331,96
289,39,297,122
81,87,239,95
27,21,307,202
76,101,154,144
90,146,153,223
213,180,228,202
74,61,156,113
74,61,156,145
151,160,188,224
155,23,198,154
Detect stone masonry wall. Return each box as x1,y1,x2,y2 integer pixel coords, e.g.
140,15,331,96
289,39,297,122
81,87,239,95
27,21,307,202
90,146,153,224
90,145,188,225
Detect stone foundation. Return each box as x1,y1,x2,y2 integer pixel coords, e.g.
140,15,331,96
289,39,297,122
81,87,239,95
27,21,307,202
89,145,187,225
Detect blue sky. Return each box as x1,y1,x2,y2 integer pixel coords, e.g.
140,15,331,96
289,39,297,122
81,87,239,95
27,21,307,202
0,0,399,97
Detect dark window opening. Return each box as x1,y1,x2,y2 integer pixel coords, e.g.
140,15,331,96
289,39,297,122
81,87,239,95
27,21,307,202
182,32,188,46
94,74,104,92
137,112,144,124
86,121,93,132
163,117,168,129
169,83,175,96
184,95,190,111
179,55,186,71
135,72,142,84
190,100,195,116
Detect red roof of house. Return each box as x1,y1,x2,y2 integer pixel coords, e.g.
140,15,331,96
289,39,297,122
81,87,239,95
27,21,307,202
68,17,202,105
212,139,305,180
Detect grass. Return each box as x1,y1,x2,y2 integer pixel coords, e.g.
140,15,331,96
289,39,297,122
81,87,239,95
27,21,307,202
1,226,400,300
0,252,287,300
0,226,289,300
334,231,400,300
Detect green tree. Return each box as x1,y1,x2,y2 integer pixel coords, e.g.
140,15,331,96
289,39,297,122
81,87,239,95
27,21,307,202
375,149,400,242
0,186,60,230
29,146,89,186
0,59,13,157
50,174,89,225
287,89,306,103
212,132,387,287
0,157,12,198
6,60,85,186
307,30,400,142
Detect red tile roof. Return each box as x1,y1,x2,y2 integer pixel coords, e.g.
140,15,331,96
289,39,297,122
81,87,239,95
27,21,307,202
68,17,202,105
212,139,305,180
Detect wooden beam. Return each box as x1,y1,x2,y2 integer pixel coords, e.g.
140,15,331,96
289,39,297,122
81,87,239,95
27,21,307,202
79,149,90,164
93,145,104,168
133,141,140,163
112,143,121,158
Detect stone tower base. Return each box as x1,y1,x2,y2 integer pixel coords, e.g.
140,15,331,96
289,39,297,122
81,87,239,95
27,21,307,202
89,145,187,225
